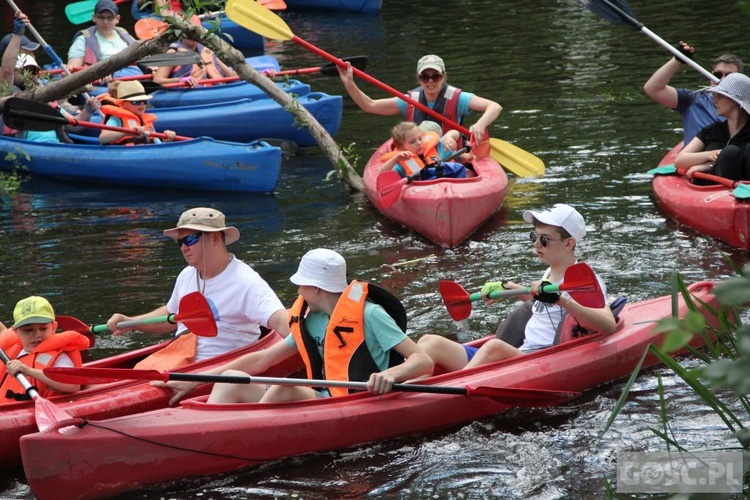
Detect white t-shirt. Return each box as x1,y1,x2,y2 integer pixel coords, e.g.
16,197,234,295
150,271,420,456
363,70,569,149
167,255,285,361
68,30,130,61
520,267,608,352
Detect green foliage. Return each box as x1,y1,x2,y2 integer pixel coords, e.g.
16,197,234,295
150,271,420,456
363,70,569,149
606,262,750,454
0,149,28,196
334,142,360,180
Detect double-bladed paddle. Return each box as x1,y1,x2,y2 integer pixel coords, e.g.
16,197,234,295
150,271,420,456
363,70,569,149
376,147,470,209
3,97,193,142
0,347,75,431
648,164,750,199
54,291,217,337
440,262,604,321
224,0,544,178
43,367,580,407
579,0,718,83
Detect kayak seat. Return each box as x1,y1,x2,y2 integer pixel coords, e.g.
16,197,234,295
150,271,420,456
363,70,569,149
554,295,628,345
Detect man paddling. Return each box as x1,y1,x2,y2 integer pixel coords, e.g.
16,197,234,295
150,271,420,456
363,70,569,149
156,248,433,405
106,207,291,369
644,42,743,145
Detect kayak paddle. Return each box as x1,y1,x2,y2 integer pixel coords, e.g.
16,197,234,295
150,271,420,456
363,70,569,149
53,291,217,337
43,368,580,407
65,0,130,25
580,0,718,83
440,262,604,321
649,164,750,199
376,147,469,209
224,0,545,178
0,347,75,431
136,55,369,93
56,315,96,347
3,97,193,142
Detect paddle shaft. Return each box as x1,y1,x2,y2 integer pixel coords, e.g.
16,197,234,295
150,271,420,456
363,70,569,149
468,282,567,303
68,116,191,141
595,0,717,82
87,314,180,334
0,346,42,399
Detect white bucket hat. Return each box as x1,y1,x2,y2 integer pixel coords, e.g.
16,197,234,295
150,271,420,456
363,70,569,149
523,203,587,241
703,72,750,114
290,248,348,293
163,207,240,244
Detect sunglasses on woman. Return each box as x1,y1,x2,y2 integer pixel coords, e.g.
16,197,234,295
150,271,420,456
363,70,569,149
418,72,442,83
529,231,562,247
177,232,202,247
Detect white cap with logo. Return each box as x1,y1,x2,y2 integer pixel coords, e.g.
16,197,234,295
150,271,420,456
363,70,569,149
523,203,587,241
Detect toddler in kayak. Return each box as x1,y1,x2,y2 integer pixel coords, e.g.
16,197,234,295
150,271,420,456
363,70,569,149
379,121,467,180
418,204,616,372
0,296,90,403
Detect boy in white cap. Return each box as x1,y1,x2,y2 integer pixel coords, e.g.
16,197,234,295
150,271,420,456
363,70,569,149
156,248,433,406
675,72,750,182
0,296,90,403
106,207,290,367
418,204,616,371
338,53,502,144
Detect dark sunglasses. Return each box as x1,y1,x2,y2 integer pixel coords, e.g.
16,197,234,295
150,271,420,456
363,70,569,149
712,70,734,79
177,232,202,247
129,100,148,106
418,72,443,83
529,231,561,247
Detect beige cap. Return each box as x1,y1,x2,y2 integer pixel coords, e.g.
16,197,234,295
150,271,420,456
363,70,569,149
163,207,240,245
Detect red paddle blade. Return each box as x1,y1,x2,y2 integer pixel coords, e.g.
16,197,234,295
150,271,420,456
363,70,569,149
376,171,406,209
45,367,169,385
174,292,218,337
33,396,75,432
560,263,604,308
55,315,95,348
439,280,472,321
467,386,580,407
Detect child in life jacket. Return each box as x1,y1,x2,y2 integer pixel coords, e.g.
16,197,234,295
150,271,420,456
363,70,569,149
99,80,176,145
0,296,90,403
379,121,467,180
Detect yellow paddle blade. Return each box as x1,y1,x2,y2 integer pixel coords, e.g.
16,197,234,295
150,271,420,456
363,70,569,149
226,0,294,40
489,137,545,177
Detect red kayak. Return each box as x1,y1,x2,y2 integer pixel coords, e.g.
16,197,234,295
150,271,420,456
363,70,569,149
20,282,719,499
364,141,508,248
0,331,300,469
652,143,750,249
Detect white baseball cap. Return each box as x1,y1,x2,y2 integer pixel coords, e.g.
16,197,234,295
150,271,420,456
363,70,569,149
523,203,587,241
290,248,348,293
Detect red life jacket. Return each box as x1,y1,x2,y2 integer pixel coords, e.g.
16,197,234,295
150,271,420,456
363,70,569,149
0,329,90,403
405,84,462,136
379,131,441,177
100,104,158,145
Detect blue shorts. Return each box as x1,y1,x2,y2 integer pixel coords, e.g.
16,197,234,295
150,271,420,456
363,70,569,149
463,345,478,362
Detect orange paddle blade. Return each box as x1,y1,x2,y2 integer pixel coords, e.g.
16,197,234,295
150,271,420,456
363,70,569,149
135,18,168,40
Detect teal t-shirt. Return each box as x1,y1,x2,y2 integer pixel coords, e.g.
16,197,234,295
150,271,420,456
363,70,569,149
396,90,474,121
284,301,406,372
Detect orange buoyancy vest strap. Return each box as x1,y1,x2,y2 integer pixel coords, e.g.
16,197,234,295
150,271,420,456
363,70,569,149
100,104,158,145
0,330,90,403
379,132,441,176
405,84,462,135
290,281,381,397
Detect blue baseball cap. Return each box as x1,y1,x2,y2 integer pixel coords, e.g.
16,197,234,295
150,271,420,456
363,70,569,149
0,33,40,54
94,0,119,15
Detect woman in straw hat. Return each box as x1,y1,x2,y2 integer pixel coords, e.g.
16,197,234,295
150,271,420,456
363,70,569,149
676,72,750,181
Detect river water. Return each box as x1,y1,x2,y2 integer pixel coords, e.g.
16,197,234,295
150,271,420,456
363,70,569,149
1,0,749,497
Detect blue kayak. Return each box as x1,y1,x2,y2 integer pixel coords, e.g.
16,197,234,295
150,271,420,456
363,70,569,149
0,136,281,192
75,92,343,147
131,3,264,50
284,0,382,13
147,79,312,108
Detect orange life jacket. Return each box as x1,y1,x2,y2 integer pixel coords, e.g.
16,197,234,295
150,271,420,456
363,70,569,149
0,330,90,403
289,281,405,397
379,131,441,177
100,104,158,145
